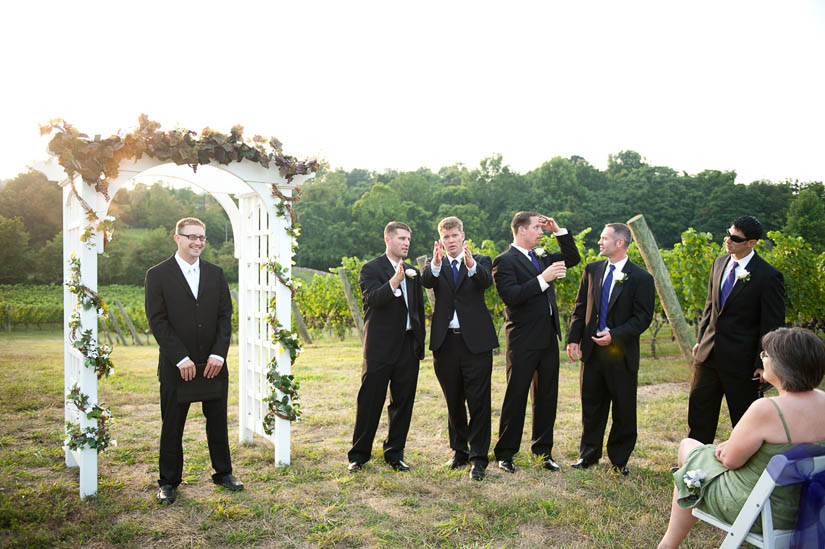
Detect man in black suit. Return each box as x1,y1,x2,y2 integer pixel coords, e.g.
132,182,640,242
492,211,580,473
566,223,654,475
688,215,785,443
348,221,426,473
422,216,499,481
145,217,242,505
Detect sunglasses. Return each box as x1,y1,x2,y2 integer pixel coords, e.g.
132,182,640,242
725,230,748,243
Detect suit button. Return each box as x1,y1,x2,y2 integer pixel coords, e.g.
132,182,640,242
198,323,203,328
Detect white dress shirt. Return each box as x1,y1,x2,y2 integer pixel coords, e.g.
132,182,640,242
173,253,224,368
721,249,755,289
388,257,412,331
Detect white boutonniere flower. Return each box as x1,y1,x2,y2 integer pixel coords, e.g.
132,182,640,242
405,268,417,278
684,469,707,496
735,267,750,283
614,271,627,284
533,247,546,257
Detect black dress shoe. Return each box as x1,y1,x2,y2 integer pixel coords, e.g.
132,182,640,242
214,474,244,491
612,465,630,476
388,460,410,472
470,463,485,481
157,484,176,504
571,457,598,469
497,460,515,474
348,461,364,473
542,456,560,472
446,456,470,470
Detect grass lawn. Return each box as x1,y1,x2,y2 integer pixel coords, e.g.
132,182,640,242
0,328,736,548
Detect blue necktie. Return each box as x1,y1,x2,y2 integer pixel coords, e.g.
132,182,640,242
720,261,739,306
598,264,615,332
528,250,541,272
451,259,459,285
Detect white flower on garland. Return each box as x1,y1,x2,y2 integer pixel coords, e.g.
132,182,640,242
405,268,417,278
684,469,707,495
534,247,546,257
735,267,751,283
614,271,627,284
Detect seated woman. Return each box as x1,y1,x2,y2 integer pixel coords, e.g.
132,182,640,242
658,327,825,549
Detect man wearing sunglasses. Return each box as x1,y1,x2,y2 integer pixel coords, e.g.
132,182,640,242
688,215,785,444
145,217,243,504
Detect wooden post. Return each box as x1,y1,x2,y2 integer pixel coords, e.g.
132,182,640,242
108,310,129,346
100,317,114,347
626,214,695,364
5,305,9,333
115,300,144,345
337,268,364,343
416,255,435,311
291,299,312,344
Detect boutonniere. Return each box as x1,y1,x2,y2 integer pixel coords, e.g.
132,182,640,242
683,469,707,496
614,271,627,284
735,267,750,283
405,268,417,278
533,247,546,258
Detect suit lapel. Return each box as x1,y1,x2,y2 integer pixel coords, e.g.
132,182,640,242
511,246,538,274
168,256,196,301
607,262,629,312
722,253,760,311
712,255,728,310
592,260,608,318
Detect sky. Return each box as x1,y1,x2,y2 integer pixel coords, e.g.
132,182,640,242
1,0,824,185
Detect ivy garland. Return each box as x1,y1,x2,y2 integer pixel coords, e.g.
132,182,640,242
65,384,113,452
261,259,302,432
40,114,319,242
66,254,114,379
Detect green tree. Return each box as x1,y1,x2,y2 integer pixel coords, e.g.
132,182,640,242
0,171,62,243
0,217,31,283
784,189,825,252
30,234,63,284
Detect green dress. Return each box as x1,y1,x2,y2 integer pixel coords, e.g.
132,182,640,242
673,398,825,534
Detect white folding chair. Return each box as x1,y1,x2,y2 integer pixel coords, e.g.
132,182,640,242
692,451,825,549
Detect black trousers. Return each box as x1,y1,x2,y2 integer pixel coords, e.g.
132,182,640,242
688,359,760,444
433,331,492,467
158,378,232,487
578,345,638,467
494,334,560,461
349,332,420,464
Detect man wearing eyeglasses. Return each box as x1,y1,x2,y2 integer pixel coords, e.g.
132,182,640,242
145,217,242,504
688,215,785,444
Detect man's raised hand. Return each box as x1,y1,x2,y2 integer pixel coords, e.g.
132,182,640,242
539,215,561,234
390,261,405,290
463,242,475,269
541,261,566,282
432,240,442,267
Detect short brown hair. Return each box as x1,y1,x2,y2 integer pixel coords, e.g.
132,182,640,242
438,216,463,234
762,327,825,392
511,211,540,237
384,221,411,238
606,223,632,248
176,217,205,234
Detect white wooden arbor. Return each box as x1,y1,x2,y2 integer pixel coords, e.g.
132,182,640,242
35,156,312,498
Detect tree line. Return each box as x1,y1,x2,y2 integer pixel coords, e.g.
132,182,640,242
1,150,824,285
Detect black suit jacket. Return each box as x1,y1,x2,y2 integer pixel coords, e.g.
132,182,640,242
145,256,233,386
359,255,426,363
566,259,655,371
694,252,785,376
493,234,580,350
421,254,498,354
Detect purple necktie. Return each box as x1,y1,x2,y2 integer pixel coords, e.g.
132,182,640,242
451,259,459,285
598,264,615,331
528,250,541,271
720,261,739,306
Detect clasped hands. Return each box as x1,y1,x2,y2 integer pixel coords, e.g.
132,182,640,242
178,356,224,381
566,331,613,362
431,240,475,270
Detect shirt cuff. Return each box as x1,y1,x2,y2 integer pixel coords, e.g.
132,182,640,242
209,354,225,364
554,228,568,236
176,356,191,368
393,287,402,297
431,263,441,276
537,275,549,292
466,262,477,277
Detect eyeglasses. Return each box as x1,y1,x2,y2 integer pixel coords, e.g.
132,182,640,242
178,233,207,242
725,230,748,243
760,350,770,361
